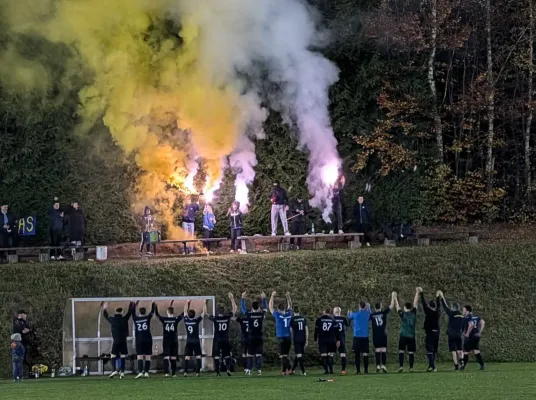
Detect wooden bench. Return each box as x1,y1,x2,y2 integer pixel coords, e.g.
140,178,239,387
238,233,364,252
159,238,227,254
0,245,96,263
416,231,481,246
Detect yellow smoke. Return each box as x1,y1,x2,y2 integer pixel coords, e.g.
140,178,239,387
2,0,242,238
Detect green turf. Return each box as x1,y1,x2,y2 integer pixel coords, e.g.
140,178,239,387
1,364,535,400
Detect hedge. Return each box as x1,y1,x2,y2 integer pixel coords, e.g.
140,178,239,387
1,243,536,376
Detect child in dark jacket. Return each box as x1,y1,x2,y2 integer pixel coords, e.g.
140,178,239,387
11,333,25,382
227,201,244,253
202,204,216,251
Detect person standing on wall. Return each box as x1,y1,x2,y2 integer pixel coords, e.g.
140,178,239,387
228,201,244,253
139,206,157,256
66,201,86,247
353,196,372,246
202,204,216,253
181,196,200,255
329,174,346,234
270,181,290,236
48,197,65,261
289,196,308,249
0,202,17,263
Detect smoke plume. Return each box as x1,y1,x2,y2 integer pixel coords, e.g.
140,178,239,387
1,0,340,226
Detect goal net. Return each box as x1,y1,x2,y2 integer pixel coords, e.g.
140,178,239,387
63,296,215,375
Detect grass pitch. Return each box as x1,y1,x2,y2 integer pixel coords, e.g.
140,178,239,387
1,363,535,400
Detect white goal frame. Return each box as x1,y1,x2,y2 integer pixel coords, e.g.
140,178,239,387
66,296,215,374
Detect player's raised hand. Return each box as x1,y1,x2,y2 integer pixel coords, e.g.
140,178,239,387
170,300,175,306
285,291,290,297
241,291,247,299
228,292,234,299
101,302,107,309
260,291,266,299
271,291,277,297
136,300,140,306
416,287,423,293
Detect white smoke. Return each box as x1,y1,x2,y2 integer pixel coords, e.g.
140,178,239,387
175,0,340,219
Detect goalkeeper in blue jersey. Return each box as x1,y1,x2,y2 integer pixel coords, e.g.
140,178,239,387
269,291,293,375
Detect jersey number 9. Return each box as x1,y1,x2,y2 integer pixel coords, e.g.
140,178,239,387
187,325,194,334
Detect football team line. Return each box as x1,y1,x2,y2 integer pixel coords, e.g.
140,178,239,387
101,287,486,379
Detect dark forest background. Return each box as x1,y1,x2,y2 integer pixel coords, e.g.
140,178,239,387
1,0,535,244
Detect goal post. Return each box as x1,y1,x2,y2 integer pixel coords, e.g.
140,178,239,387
63,296,215,375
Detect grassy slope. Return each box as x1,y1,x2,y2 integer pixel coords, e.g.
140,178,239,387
1,243,536,377
1,364,535,400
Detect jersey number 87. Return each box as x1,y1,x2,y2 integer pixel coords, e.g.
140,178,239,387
322,322,332,331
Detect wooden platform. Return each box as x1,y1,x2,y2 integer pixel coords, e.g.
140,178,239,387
0,245,96,263
238,233,364,252
159,238,227,254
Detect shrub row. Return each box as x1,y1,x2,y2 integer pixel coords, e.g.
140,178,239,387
1,243,536,376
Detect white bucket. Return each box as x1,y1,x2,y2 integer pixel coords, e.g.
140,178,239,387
96,246,108,261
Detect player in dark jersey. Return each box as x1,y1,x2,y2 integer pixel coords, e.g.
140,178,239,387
462,305,486,370
290,306,309,375
419,287,441,372
438,290,465,370
241,291,267,376
370,292,396,373
315,308,339,375
235,313,250,373
183,299,204,377
333,307,349,374
155,300,183,377
132,301,155,378
395,288,419,372
207,293,237,377
102,301,133,379
269,291,293,375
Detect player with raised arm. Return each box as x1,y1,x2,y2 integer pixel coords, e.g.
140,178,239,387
333,307,349,374
269,291,293,375
155,300,183,377
208,293,237,377
183,299,204,377
394,288,419,372
438,290,465,370
241,291,268,376
419,287,441,372
102,301,133,379
235,307,250,373
132,301,156,378
315,308,339,375
348,301,371,374
290,306,309,376
370,292,396,373
462,305,486,370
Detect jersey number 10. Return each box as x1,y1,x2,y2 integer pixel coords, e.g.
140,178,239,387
218,322,228,331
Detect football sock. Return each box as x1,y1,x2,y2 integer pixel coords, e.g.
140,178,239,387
298,358,305,373
144,360,150,373
183,359,189,373
355,355,361,373
196,359,201,374
341,356,347,371
163,359,170,374
475,353,484,367
375,353,381,367
171,359,177,375
381,352,387,366
111,358,117,372
363,356,369,373
292,356,299,371
137,360,143,373
398,353,404,367
409,354,415,369
322,356,329,373
214,358,220,373
463,354,469,367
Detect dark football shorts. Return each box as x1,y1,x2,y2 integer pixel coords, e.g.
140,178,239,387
398,336,416,352
464,336,480,352
372,334,388,349
212,340,231,358
352,337,370,354
294,341,306,355
135,339,153,356
162,339,178,357
241,338,249,355
338,339,347,354
278,337,292,355
318,340,336,354
448,335,463,352
111,341,128,356
425,331,440,353
185,341,203,357
247,337,264,355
